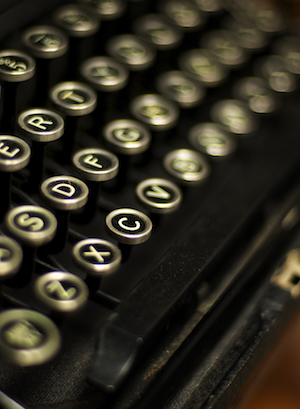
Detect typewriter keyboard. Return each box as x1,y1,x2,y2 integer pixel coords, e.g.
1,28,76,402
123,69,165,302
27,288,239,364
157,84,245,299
0,0,300,407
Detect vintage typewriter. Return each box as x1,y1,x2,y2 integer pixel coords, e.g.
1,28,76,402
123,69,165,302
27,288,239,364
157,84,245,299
1,0,300,408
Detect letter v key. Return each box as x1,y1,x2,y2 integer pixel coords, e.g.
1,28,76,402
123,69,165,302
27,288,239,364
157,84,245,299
146,185,170,199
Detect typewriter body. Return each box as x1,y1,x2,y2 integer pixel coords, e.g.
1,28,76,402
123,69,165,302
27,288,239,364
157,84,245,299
0,0,300,408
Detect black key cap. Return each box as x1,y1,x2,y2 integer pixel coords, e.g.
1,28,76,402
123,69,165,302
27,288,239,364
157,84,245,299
34,271,89,313
130,94,179,132
163,148,211,184
72,148,119,218
188,122,237,158
0,309,61,366
106,207,153,261
40,175,89,252
155,70,206,109
135,178,183,214
18,108,64,191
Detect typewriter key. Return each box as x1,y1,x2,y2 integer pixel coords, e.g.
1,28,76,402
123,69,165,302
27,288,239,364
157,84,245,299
22,25,69,60
73,238,122,275
223,17,267,52
178,49,228,87
210,99,258,135
130,94,179,131
80,56,129,120
0,309,61,366
133,14,183,50
41,175,89,252
256,55,297,94
18,108,64,191
73,238,121,292
200,30,248,69
163,149,211,184
233,77,278,114
106,207,153,244
136,178,182,214
73,148,119,218
49,81,97,160
0,236,23,280
80,56,129,92
156,70,206,109
273,37,300,76
188,122,237,157
5,205,57,285
106,208,153,261
0,135,31,220
34,271,89,313
159,0,207,31
103,119,151,155
253,5,286,34
106,34,156,72
0,50,36,132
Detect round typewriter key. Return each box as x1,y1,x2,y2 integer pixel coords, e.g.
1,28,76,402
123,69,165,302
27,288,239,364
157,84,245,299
18,108,64,142
163,149,210,184
50,81,97,160
178,49,228,87
22,25,69,59
0,236,23,280
0,309,61,366
0,50,36,131
106,208,153,245
159,0,207,31
156,71,206,109
273,37,300,76
5,205,57,247
136,178,182,214
80,0,127,20
130,94,179,131
200,30,248,68
210,99,258,135
80,56,129,92
233,77,278,114
5,205,57,285
0,135,31,219
188,123,237,157
106,34,156,71
0,50,36,83
41,175,89,252
73,238,122,276
133,14,183,50
41,175,89,211
103,119,151,155
73,148,119,182
257,55,297,94
224,18,267,52
50,81,97,117
53,4,99,38
0,135,31,172
18,108,64,192
253,5,285,34
72,148,118,220
34,271,89,313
